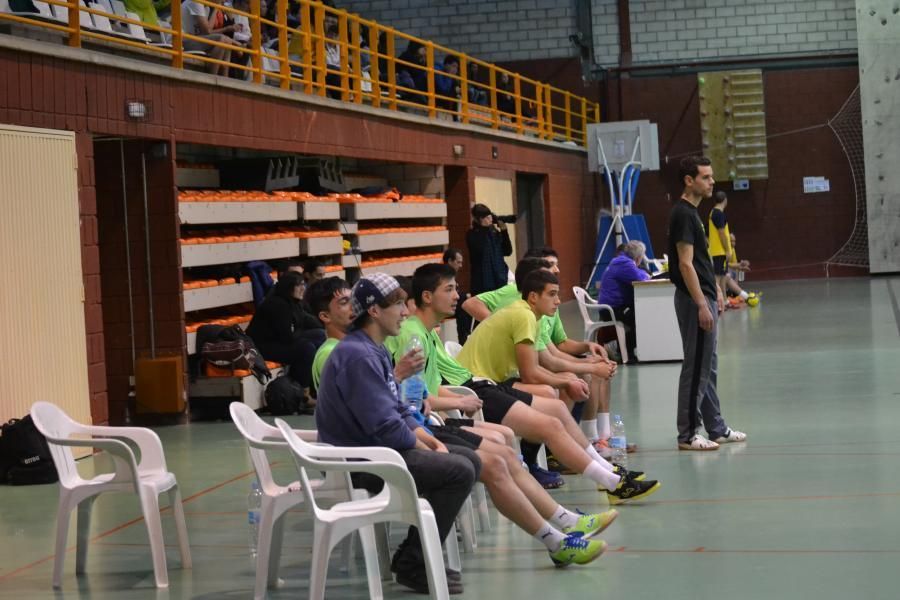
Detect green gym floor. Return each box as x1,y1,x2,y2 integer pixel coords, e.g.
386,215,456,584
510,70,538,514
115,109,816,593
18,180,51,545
2,276,899,599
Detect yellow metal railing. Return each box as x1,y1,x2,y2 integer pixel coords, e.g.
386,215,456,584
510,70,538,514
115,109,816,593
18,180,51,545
1,0,601,145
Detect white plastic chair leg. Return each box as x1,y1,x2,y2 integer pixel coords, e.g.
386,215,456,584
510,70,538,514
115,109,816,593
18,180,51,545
309,522,333,600
374,521,393,582
253,502,277,600
75,496,95,575
537,445,548,470
473,483,491,532
615,324,629,363
139,489,169,588
267,515,285,590
444,523,461,572
358,524,384,600
418,513,450,600
168,487,192,569
52,495,74,588
457,498,476,553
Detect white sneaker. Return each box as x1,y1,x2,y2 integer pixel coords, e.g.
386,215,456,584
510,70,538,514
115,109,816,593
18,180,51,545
677,435,719,451
714,429,747,443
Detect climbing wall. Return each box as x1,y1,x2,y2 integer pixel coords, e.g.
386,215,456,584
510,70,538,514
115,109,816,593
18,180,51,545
857,1,900,273
698,69,769,181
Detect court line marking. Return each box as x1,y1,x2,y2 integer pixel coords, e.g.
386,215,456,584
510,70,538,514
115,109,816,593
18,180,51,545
0,468,259,582
887,279,900,337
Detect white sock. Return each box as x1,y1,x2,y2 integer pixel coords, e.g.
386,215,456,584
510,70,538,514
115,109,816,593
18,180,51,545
739,291,749,300
580,419,599,441
549,505,580,530
584,461,621,490
599,413,611,440
584,443,615,472
533,522,569,551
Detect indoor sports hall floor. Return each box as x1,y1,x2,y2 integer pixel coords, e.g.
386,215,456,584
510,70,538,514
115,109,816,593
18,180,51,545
1,276,898,599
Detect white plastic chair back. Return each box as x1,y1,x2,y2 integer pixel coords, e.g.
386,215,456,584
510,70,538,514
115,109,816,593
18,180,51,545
572,285,629,363
444,340,463,358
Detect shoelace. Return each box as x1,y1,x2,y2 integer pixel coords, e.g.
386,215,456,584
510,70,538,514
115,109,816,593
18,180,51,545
561,535,590,551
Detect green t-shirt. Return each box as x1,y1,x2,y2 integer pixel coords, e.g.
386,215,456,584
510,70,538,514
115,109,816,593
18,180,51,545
386,316,472,396
457,299,537,382
477,283,568,352
311,337,340,390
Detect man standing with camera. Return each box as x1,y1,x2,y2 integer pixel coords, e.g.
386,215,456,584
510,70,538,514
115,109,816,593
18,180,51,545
467,203,514,295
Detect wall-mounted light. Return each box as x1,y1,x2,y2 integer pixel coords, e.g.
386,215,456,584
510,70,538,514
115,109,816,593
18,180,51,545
452,144,465,158
491,146,499,159
125,100,151,122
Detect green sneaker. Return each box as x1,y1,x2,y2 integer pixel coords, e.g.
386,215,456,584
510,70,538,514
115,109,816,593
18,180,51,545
562,509,618,539
549,535,608,568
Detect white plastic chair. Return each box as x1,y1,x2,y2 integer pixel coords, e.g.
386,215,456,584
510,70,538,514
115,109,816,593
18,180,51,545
275,419,450,600
230,403,376,600
444,340,462,358
29,401,191,589
572,286,629,364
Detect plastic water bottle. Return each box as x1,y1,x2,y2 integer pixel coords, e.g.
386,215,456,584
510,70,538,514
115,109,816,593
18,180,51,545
247,480,262,558
609,415,628,469
400,336,426,413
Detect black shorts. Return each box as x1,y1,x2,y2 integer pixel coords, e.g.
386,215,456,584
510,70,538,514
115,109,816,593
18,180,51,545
431,425,482,450
464,379,533,424
712,255,727,275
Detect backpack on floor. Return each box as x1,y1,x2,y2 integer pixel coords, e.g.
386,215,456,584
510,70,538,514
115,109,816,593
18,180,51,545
197,324,271,384
0,416,59,486
264,375,304,416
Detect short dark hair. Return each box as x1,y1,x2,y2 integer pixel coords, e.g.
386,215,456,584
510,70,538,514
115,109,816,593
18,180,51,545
394,276,413,299
520,270,559,301
412,263,456,308
442,248,463,263
679,156,711,184
524,246,558,260
273,270,304,299
515,257,551,290
443,55,460,67
714,190,728,203
302,258,323,273
305,276,350,317
275,258,304,277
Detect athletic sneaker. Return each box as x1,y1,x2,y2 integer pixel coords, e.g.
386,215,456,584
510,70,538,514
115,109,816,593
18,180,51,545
546,454,577,475
612,463,646,481
549,535,608,567
678,434,719,451
562,509,618,539
606,477,661,505
714,429,747,444
529,464,565,489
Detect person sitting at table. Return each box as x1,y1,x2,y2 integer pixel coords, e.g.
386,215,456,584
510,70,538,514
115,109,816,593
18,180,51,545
597,240,650,362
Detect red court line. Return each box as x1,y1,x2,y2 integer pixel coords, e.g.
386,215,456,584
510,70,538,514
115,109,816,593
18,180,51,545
0,467,260,582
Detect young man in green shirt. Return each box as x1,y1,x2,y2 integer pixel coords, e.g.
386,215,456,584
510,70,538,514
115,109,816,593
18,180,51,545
309,275,616,567
410,264,660,504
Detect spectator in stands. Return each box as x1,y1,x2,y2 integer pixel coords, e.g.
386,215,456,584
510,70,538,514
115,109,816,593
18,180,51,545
124,0,160,27
442,248,472,344
598,240,651,361
467,62,488,106
246,271,326,391
466,203,512,295
497,71,516,116
181,0,242,75
397,40,428,105
302,258,326,284
314,273,480,594
435,55,460,114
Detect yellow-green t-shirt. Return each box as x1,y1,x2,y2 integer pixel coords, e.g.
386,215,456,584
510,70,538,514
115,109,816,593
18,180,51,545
457,299,537,382
311,337,339,390
476,282,567,351
385,316,472,396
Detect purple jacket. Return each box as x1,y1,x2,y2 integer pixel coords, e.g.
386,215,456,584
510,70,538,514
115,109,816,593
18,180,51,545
598,255,650,308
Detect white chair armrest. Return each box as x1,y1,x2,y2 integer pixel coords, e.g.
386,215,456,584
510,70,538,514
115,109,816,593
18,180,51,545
84,425,167,473
301,443,407,467
51,436,141,483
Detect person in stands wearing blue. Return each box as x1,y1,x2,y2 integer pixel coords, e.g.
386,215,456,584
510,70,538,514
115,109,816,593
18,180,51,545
598,240,651,362
314,273,479,595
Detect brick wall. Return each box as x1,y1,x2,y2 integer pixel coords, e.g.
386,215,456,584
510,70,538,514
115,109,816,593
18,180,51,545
340,0,857,66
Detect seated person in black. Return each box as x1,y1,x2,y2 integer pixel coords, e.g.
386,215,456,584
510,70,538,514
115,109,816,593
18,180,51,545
246,271,326,389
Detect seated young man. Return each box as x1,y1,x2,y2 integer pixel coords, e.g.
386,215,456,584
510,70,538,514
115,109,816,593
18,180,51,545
436,268,661,503
464,253,623,461
310,275,614,572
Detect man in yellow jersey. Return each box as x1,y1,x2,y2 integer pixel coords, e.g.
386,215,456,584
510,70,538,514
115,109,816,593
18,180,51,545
708,191,733,297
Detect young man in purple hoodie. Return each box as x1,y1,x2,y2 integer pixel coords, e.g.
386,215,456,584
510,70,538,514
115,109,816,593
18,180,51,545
315,273,479,595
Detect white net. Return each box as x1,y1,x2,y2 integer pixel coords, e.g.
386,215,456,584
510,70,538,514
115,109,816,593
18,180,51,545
825,85,868,270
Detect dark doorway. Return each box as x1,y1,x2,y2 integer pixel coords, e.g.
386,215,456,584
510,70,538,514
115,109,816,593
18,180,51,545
515,173,546,256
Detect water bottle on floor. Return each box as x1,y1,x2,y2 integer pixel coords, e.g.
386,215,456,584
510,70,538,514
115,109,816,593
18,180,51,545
610,415,628,469
248,480,262,558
